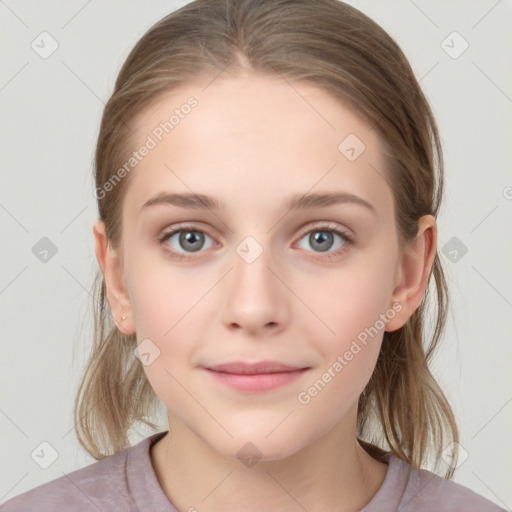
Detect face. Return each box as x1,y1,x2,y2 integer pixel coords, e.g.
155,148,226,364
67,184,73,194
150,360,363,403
104,72,408,461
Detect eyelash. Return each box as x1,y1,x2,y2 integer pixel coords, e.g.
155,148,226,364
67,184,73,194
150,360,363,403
157,222,353,262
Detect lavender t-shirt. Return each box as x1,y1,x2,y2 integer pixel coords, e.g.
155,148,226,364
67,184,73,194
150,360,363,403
0,431,506,511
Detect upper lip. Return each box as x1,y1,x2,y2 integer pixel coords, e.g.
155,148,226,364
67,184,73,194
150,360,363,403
205,361,309,375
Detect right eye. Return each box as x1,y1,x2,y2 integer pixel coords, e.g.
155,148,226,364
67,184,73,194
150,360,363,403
158,225,216,261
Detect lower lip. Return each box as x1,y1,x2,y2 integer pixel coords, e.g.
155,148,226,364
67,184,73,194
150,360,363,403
205,368,308,392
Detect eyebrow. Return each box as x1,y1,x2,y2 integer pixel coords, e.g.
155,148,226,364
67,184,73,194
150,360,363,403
140,191,376,215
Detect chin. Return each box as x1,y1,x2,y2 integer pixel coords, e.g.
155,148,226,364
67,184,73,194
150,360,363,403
206,425,311,465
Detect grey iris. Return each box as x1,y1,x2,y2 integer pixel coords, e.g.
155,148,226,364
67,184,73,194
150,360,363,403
180,231,205,252
310,231,333,252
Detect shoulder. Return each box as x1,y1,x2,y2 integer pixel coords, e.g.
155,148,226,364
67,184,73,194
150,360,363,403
379,455,507,512
0,437,149,512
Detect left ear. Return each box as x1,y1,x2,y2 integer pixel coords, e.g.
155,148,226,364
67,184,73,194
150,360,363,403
385,214,437,332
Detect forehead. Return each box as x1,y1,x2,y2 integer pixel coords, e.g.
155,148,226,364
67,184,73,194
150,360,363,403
124,73,393,219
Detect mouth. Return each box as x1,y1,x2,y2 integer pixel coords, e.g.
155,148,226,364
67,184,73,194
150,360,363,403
203,361,311,392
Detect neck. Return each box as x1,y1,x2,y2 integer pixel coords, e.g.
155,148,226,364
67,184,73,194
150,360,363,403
151,412,389,512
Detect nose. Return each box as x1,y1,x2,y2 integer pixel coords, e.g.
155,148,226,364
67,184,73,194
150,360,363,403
221,239,289,336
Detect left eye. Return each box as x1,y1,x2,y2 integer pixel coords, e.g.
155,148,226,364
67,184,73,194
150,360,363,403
296,228,350,254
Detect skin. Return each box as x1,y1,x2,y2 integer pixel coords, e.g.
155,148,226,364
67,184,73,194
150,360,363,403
93,72,437,512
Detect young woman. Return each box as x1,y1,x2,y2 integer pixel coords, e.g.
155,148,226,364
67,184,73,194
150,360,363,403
1,0,506,510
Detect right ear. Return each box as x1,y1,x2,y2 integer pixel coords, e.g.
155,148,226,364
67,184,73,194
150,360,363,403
92,220,135,335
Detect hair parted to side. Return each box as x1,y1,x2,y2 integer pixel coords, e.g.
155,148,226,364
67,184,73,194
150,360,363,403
74,0,459,477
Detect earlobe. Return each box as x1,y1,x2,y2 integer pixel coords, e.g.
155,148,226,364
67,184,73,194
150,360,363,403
385,215,437,333
92,220,136,335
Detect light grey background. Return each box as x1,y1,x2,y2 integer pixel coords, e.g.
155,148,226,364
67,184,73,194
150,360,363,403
1,0,511,508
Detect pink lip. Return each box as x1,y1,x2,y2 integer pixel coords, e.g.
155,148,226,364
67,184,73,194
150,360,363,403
204,361,310,392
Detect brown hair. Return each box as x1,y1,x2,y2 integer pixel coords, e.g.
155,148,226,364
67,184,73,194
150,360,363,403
75,0,459,477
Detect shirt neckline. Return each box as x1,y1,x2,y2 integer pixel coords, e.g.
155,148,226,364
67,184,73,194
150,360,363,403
127,430,178,512
127,430,405,512
360,452,410,511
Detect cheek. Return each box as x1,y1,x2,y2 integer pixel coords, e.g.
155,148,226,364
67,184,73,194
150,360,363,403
126,248,198,338
294,248,396,402
302,253,396,350
294,273,387,424
125,253,209,376
129,275,203,420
